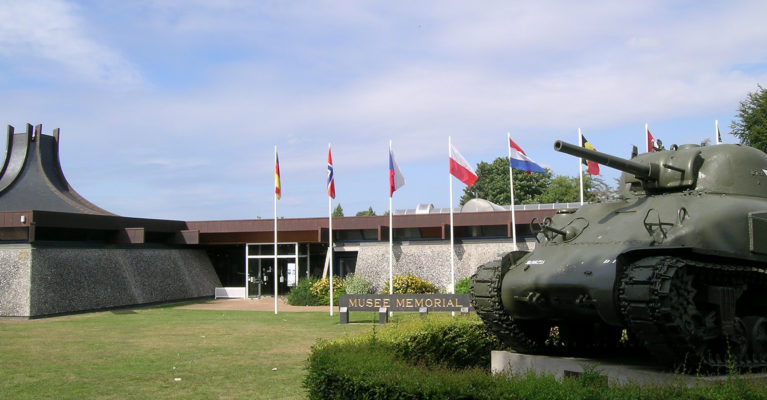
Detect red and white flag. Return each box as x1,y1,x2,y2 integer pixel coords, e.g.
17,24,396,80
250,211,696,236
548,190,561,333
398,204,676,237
449,144,477,187
646,128,655,153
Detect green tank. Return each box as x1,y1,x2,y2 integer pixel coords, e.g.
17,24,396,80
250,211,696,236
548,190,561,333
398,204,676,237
471,140,767,371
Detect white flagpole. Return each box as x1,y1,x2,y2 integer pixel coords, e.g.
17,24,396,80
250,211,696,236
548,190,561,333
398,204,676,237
507,133,517,250
448,136,455,295
388,141,394,295
274,146,278,315
328,144,334,316
578,129,584,205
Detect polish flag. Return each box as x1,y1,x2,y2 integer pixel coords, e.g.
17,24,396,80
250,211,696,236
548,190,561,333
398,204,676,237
449,144,477,187
647,128,655,153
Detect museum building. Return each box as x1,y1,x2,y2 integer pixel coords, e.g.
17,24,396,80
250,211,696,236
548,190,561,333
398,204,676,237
0,124,576,318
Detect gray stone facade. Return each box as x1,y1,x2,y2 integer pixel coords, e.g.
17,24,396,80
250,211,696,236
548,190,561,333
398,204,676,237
0,244,220,318
352,238,535,292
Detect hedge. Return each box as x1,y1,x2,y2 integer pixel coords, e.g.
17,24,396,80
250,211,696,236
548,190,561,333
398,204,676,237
305,316,767,400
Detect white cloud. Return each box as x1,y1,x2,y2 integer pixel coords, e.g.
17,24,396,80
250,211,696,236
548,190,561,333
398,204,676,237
0,0,142,87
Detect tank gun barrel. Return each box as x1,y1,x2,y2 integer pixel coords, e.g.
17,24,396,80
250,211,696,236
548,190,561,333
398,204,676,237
554,140,654,179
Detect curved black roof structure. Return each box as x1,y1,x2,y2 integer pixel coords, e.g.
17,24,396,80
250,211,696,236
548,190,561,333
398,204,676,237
0,124,112,215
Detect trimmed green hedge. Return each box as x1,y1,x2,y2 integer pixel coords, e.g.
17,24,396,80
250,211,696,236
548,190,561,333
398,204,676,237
305,316,767,400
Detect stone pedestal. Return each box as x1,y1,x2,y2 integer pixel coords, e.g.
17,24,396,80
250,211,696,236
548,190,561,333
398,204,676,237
491,351,767,387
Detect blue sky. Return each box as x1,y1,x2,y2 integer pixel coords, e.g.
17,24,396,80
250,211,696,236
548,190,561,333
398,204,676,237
1,0,766,221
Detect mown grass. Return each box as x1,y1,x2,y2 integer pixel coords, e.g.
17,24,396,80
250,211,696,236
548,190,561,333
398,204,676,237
0,306,372,400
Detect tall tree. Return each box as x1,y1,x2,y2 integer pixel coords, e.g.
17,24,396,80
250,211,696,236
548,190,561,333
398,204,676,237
459,157,553,206
332,204,344,217
731,84,767,152
355,207,377,216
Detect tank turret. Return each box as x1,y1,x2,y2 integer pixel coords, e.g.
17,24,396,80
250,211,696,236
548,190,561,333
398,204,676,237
471,138,767,372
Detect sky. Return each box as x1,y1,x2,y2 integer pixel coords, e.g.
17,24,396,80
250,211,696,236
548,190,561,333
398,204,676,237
1,0,766,221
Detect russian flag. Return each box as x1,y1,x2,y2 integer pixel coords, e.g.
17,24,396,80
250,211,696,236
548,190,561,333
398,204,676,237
449,144,477,187
389,146,405,197
509,138,545,174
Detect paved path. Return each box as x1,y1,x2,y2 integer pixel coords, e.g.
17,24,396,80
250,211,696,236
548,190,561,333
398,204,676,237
177,296,339,313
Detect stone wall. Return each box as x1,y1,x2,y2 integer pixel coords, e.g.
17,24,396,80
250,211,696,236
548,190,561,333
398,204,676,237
1,244,221,318
0,246,31,318
353,238,535,292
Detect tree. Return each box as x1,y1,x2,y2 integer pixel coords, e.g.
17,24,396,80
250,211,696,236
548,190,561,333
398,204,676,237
731,84,767,152
459,156,618,206
355,206,376,216
332,204,344,217
459,157,553,206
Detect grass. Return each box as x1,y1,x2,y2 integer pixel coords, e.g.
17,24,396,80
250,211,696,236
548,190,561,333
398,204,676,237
0,306,373,400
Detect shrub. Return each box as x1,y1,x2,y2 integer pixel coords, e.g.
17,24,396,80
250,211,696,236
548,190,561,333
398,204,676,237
306,319,767,400
454,276,471,294
391,317,502,369
343,273,372,294
381,274,438,294
286,277,320,306
310,276,345,305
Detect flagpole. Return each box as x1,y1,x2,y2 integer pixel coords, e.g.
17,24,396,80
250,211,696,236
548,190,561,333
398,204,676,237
388,141,394,294
328,144,334,316
448,136,455,295
578,129,584,205
507,133,517,250
716,120,720,144
274,146,278,315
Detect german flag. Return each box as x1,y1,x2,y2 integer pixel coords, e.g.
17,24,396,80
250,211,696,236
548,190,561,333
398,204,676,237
580,134,600,175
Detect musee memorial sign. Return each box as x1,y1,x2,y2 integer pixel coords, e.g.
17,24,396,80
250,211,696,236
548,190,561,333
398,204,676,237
338,294,473,324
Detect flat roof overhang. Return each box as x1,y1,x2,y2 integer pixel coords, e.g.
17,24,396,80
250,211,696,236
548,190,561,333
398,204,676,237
0,208,561,246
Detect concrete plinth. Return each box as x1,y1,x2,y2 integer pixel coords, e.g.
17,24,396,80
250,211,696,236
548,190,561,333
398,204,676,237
491,351,767,387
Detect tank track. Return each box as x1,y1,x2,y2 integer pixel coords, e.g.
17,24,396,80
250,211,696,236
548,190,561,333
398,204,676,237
470,255,547,353
619,255,767,372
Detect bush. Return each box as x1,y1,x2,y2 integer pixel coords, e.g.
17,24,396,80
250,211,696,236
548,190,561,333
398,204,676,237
310,276,345,306
455,277,471,294
306,318,767,400
391,317,502,369
343,273,372,294
381,274,438,294
286,277,320,306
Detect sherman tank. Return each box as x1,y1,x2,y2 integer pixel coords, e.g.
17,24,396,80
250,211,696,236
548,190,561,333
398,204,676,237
471,140,767,371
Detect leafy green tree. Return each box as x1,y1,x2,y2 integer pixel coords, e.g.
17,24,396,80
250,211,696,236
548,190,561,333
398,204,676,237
731,84,767,152
459,157,553,206
355,206,376,216
332,204,344,217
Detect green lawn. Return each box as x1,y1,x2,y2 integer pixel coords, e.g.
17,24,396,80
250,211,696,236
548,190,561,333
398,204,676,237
0,306,374,400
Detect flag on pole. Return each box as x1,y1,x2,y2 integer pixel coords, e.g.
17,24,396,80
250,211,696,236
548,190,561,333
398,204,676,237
389,147,406,197
579,134,600,175
716,120,723,144
508,138,545,174
327,147,335,199
646,127,656,153
449,144,478,187
274,152,282,199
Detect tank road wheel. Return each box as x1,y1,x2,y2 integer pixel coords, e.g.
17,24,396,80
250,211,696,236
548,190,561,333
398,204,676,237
619,256,767,371
744,317,767,356
470,254,550,354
